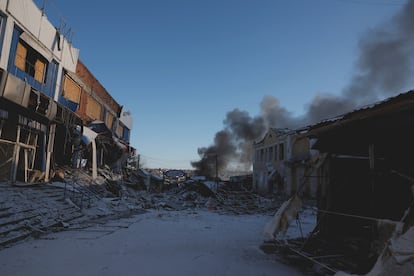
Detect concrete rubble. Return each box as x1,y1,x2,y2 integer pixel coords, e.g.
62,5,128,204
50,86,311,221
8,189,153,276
0,166,287,250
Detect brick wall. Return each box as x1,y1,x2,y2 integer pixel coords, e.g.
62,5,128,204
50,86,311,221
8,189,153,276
75,60,121,117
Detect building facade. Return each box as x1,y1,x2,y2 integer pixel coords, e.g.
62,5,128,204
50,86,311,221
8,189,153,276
0,0,81,182
0,0,133,182
59,57,134,145
252,128,317,198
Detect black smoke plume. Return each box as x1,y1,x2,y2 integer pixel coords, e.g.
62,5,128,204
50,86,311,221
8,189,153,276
192,0,414,177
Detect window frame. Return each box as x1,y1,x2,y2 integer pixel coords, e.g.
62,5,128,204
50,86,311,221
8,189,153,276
279,143,285,161
62,74,81,104
14,40,48,84
85,95,102,121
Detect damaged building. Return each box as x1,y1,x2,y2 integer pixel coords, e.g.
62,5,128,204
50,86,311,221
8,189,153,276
295,90,414,274
0,0,81,182
0,0,134,183
252,128,318,198
265,90,414,275
60,60,134,176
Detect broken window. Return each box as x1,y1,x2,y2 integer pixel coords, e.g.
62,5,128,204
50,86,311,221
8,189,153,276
0,113,45,182
86,95,102,121
14,40,47,84
62,74,81,104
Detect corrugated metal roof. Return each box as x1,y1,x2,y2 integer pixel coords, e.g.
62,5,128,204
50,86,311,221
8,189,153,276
305,89,414,136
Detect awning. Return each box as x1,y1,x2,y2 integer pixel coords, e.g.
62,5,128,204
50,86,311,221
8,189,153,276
82,126,98,145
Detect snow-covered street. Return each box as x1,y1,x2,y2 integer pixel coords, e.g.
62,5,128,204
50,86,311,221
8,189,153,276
0,210,304,276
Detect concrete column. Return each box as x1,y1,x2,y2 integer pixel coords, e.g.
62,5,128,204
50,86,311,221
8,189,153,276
45,124,56,182
91,139,97,180
11,125,21,183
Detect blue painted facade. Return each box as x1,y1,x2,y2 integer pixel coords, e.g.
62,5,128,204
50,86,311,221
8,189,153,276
58,95,78,112
0,0,134,182
122,127,130,142
7,26,59,98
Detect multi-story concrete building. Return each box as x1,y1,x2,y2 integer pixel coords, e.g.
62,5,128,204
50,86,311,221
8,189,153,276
0,0,81,182
0,0,133,182
59,59,133,171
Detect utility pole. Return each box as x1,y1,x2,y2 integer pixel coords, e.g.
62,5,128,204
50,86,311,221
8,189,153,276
137,154,140,170
215,154,218,191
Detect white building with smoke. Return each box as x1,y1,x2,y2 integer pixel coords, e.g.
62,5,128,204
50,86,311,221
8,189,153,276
252,128,317,198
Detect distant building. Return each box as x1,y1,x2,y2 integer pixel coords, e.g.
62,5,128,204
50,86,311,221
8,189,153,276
252,128,317,197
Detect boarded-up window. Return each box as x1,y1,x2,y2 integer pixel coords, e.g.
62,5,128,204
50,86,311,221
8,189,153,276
14,40,47,83
62,75,81,103
86,96,102,120
15,42,27,71
105,112,115,130
34,59,46,83
117,123,123,138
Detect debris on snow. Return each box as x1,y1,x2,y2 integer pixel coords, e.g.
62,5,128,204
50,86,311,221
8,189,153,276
263,195,303,240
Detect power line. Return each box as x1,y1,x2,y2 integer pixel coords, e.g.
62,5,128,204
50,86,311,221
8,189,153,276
330,0,407,6
140,154,195,163
138,155,197,169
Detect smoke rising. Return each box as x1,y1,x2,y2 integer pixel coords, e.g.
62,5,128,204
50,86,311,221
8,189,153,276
192,0,414,177
191,98,299,177
344,0,414,105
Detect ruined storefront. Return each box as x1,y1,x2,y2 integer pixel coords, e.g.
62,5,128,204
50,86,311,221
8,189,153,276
0,0,133,184
304,90,414,274
60,60,134,174
0,0,80,183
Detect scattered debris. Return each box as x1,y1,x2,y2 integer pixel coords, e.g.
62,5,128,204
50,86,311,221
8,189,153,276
263,195,302,240
1,165,290,250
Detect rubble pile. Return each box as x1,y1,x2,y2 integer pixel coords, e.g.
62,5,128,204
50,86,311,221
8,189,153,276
0,182,84,248
120,180,282,216
0,166,289,249
59,166,284,216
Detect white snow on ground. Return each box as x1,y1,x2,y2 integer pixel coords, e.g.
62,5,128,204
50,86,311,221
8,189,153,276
0,210,305,276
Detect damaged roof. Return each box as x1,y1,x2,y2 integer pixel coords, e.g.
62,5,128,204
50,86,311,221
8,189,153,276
305,89,414,138
254,128,292,145
302,89,414,156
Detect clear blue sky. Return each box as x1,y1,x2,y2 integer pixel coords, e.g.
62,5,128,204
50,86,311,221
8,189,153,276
37,0,406,169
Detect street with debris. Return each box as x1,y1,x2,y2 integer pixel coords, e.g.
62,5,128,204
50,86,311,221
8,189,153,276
1,1,414,275
0,210,306,276
0,166,319,276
